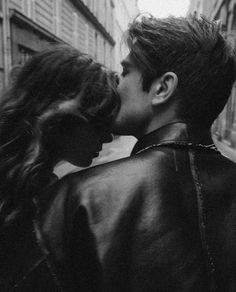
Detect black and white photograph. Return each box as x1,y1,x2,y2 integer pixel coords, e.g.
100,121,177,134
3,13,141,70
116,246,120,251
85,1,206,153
0,0,236,291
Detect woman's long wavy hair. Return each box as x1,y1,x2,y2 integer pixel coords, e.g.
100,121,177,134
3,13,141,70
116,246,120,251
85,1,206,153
0,44,119,218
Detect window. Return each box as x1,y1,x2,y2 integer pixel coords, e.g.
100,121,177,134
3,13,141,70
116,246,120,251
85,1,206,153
18,45,35,65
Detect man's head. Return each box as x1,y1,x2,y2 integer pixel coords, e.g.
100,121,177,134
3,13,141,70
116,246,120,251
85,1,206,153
114,14,236,137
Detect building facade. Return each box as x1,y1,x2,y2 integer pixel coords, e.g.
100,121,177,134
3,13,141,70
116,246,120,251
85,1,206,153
188,0,215,17
113,0,139,72
188,0,236,150
2,0,139,176
0,0,139,90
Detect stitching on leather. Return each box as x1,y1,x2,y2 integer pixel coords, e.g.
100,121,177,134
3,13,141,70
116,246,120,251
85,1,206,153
33,199,64,291
172,148,179,172
10,256,46,290
188,150,217,291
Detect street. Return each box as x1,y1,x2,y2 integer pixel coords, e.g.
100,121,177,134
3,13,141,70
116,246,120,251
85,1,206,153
214,137,236,163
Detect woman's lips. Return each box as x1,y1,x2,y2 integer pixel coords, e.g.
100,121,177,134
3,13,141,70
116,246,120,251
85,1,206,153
93,145,103,158
93,148,102,157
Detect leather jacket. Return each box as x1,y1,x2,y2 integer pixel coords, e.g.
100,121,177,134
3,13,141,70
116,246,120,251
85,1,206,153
0,175,102,291
44,122,236,292
5,122,236,291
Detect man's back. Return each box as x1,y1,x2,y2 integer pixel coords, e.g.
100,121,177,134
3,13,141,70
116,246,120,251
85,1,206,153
39,123,236,292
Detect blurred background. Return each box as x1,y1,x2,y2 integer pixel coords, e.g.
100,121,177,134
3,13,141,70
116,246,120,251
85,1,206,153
0,0,235,177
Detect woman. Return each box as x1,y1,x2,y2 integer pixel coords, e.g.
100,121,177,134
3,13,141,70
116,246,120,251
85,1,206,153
0,45,119,291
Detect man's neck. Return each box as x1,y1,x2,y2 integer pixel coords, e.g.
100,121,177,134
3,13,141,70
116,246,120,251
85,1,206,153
136,104,180,139
137,119,184,139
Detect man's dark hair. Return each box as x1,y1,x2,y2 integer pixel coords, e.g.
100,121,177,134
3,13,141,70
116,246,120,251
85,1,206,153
126,14,236,128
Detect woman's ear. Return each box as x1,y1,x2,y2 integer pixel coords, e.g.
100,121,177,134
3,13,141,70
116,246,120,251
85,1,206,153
151,72,178,106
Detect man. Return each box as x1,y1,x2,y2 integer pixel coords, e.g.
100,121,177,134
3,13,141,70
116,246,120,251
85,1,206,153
39,15,236,291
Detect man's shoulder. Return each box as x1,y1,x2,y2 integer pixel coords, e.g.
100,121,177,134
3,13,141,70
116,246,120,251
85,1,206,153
43,147,176,218
57,155,146,193
59,148,172,190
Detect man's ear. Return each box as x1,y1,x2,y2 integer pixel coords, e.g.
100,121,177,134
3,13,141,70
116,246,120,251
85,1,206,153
151,72,178,106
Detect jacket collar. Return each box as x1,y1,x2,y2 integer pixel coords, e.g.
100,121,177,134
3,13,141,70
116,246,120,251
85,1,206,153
131,122,214,156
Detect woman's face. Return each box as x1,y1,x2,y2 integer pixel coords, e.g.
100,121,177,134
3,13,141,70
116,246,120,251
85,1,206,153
60,123,113,167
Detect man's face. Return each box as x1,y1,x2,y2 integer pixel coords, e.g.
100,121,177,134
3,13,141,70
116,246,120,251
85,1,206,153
113,54,152,138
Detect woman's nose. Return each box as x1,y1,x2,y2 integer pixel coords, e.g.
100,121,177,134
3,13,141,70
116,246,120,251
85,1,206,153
102,133,113,143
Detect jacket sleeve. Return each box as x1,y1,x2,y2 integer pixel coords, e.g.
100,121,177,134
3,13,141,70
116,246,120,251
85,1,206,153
35,180,103,292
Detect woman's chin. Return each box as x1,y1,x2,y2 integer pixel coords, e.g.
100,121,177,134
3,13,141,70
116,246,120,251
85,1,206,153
67,157,92,168
66,152,101,168
79,160,93,168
